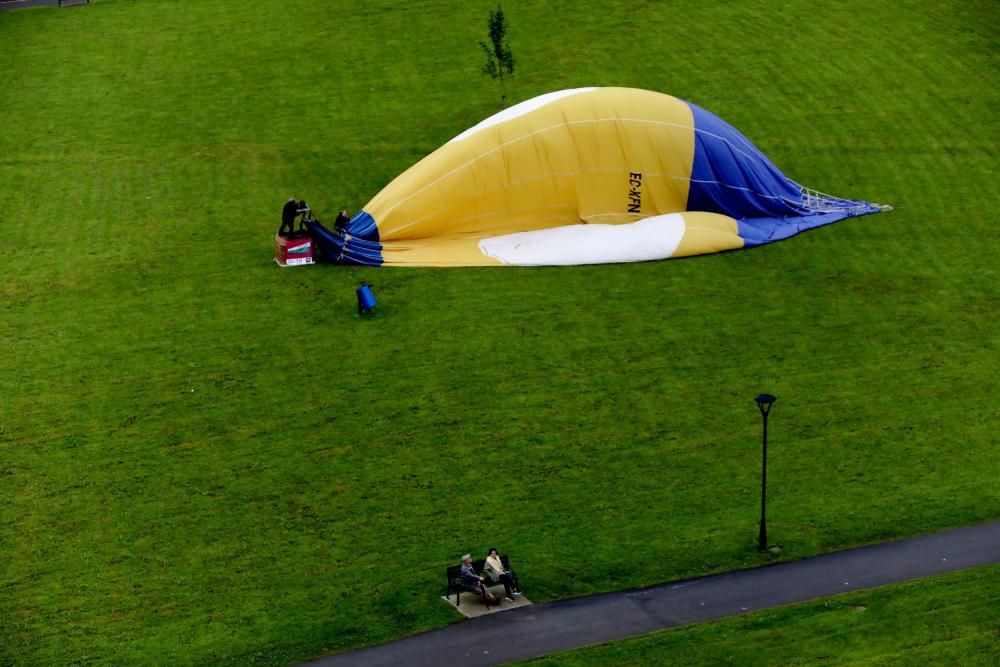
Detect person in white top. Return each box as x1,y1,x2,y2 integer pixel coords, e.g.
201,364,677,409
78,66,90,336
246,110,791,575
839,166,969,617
483,547,520,601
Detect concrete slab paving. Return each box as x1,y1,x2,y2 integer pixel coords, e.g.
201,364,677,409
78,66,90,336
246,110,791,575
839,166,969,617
442,587,533,619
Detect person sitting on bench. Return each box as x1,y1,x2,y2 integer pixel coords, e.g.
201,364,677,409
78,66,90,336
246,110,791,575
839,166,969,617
460,554,499,605
484,547,520,601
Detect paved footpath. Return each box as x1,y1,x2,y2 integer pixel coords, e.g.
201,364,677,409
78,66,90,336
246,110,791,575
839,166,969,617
0,0,61,11
303,520,1000,666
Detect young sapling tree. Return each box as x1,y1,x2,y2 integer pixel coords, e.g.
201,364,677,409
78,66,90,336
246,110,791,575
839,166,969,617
479,5,515,109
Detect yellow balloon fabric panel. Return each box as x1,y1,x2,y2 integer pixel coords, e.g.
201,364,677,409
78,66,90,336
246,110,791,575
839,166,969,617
366,88,697,245
671,212,744,259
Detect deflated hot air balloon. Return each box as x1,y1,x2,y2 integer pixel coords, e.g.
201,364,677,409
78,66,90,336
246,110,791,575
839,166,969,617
307,87,886,266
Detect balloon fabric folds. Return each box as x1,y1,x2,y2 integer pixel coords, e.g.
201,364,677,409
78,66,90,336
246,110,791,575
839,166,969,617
307,87,883,267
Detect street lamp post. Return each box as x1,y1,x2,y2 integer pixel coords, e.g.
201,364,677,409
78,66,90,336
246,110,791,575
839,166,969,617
755,393,776,552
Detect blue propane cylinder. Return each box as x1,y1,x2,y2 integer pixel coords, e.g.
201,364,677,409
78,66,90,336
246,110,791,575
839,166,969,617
356,285,377,314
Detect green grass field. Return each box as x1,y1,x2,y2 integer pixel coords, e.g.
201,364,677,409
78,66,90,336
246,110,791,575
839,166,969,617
524,564,1000,666
1,0,998,664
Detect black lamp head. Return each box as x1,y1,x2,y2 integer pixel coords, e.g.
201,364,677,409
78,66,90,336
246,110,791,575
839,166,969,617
755,393,777,416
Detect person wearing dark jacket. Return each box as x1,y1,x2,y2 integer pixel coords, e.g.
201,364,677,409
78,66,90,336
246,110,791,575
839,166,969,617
279,198,299,237
459,554,499,605
333,210,350,234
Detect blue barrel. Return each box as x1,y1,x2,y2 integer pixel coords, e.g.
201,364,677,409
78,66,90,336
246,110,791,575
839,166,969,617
356,284,377,313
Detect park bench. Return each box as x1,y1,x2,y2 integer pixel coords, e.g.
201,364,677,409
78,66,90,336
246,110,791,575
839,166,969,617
446,554,513,609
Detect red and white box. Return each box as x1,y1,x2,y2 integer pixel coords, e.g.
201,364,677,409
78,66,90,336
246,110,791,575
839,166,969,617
275,234,314,267
285,237,314,266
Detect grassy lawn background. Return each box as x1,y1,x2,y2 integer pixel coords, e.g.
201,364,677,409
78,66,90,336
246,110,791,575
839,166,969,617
524,564,1000,666
1,0,998,664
